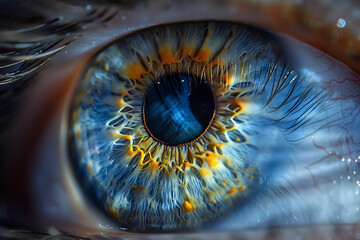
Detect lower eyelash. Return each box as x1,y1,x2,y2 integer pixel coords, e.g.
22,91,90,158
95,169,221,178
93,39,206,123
68,21,336,232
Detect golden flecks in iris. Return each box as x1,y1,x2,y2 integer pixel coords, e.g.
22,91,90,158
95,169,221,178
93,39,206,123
159,45,178,64
117,97,129,109
194,49,211,62
149,158,159,171
112,130,172,174
183,161,194,171
124,62,147,80
204,152,220,168
183,180,197,212
131,185,146,192
127,149,136,157
227,185,246,195
212,121,233,134
183,200,196,214
199,168,210,176
231,98,249,114
223,75,233,86
104,63,109,71
181,45,194,58
209,200,216,204
228,188,237,195
118,89,133,106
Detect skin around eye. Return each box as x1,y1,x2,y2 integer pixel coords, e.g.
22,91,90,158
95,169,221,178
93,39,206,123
0,0,355,237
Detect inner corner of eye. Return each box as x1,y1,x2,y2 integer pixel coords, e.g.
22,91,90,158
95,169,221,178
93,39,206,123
65,21,359,232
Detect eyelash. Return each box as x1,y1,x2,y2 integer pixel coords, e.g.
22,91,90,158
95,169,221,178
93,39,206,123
0,6,114,82
0,5,122,130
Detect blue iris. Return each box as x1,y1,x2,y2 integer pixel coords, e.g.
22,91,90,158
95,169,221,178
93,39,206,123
144,74,215,145
69,21,341,232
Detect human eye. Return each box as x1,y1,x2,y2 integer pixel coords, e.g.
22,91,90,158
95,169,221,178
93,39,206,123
1,0,359,239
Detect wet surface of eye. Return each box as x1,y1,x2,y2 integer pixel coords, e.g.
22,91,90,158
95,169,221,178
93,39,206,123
67,20,360,233
143,74,215,146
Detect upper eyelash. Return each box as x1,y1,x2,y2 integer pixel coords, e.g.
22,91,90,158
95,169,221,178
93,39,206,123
0,7,119,86
0,3,120,129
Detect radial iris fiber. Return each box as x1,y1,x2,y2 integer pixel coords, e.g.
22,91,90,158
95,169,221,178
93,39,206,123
67,21,324,232
144,74,215,146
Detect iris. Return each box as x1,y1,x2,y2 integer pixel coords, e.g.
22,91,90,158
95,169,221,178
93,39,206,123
68,21,342,232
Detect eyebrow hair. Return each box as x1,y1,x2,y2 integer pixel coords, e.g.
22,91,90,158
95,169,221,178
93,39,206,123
0,0,148,130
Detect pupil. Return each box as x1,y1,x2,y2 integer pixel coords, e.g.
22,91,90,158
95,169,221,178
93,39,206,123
143,74,215,146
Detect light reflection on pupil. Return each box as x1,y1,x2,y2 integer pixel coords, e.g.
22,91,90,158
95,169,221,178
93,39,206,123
143,74,215,146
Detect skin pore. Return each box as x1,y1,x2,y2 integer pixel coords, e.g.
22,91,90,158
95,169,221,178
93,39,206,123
0,0,359,238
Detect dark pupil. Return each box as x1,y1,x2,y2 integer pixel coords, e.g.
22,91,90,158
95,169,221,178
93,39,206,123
143,74,215,146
